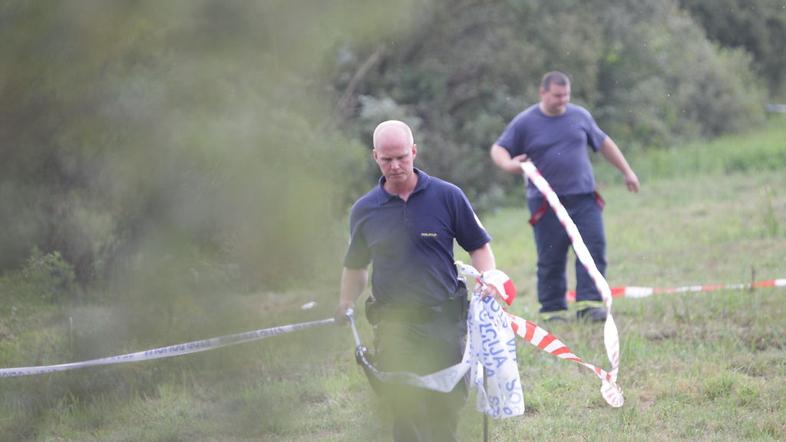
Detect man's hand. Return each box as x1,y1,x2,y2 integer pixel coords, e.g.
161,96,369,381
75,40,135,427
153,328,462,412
624,170,640,193
337,267,367,325
507,154,529,174
478,283,496,299
490,144,528,175
600,137,640,193
480,269,517,305
334,301,354,326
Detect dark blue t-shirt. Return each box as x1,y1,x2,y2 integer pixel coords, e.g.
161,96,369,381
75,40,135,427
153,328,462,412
496,103,608,198
344,169,491,306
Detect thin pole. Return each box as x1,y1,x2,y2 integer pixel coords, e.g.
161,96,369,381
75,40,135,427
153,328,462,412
483,367,488,442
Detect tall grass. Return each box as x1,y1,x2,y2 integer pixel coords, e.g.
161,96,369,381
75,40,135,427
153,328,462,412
595,114,786,184
1,116,785,440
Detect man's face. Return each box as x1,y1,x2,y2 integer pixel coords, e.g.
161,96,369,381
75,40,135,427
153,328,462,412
373,137,416,185
540,83,571,116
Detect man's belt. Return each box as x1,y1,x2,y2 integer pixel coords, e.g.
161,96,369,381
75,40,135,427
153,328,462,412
365,283,468,325
529,191,605,225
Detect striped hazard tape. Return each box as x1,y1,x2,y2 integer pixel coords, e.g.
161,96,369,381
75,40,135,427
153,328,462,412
507,313,623,407
567,278,786,300
519,161,623,405
457,262,624,408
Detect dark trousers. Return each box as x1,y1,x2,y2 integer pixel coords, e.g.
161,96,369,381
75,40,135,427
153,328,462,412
527,193,606,312
370,301,468,442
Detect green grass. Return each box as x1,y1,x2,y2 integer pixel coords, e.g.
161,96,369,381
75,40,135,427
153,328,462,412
595,113,786,185
1,116,786,441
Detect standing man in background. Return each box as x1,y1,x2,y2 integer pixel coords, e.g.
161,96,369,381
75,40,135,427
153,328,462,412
336,120,496,441
490,71,639,322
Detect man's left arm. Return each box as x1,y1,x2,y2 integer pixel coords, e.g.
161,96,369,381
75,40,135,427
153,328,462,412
600,137,640,193
468,242,496,273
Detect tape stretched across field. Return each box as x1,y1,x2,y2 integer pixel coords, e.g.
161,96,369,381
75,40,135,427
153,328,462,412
0,318,334,378
567,278,786,300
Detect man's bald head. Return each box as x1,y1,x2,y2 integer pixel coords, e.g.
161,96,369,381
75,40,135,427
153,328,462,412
371,120,418,191
373,120,414,150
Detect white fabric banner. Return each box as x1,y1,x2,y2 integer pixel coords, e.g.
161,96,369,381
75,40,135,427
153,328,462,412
364,289,525,419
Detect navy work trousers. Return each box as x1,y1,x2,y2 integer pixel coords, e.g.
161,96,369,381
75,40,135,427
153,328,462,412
370,299,468,442
527,192,606,312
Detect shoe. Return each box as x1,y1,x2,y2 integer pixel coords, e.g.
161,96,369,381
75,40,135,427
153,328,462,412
540,310,569,323
576,307,607,322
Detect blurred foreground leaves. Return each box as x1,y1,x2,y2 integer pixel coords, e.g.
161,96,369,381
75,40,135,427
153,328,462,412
0,0,416,293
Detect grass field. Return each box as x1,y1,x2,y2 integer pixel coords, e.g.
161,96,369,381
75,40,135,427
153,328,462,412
1,116,785,441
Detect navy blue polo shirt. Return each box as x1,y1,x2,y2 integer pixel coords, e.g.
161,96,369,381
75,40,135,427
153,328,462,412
344,168,491,306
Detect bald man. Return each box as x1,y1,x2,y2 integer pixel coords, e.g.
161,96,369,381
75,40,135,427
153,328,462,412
336,120,495,441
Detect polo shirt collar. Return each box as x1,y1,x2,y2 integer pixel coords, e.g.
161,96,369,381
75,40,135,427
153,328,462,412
376,168,431,205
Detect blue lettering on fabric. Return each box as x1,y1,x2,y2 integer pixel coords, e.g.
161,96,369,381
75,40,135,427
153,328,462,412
467,289,525,419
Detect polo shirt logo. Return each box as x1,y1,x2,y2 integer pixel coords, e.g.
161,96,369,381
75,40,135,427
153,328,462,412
420,232,438,237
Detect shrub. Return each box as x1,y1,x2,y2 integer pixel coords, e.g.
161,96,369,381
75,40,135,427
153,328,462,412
20,249,77,303
332,0,767,209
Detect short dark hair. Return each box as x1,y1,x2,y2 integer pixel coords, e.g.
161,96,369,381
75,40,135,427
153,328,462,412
541,71,570,91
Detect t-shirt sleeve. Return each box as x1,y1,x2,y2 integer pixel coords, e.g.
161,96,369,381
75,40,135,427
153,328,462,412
452,188,492,252
343,207,371,269
495,118,520,156
585,111,608,152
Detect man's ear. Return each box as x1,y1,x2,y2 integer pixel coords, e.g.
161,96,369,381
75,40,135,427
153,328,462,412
412,144,417,159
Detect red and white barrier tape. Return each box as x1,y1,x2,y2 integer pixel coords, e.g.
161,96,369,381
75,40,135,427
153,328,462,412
0,318,334,378
457,261,624,408
506,313,623,407
567,278,786,300
520,161,622,401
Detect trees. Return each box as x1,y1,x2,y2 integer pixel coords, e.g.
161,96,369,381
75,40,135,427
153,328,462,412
0,0,773,290
332,0,766,210
679,0,786,99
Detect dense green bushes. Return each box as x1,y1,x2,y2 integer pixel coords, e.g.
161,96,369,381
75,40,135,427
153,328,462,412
332,0,767,209
679,0,786,99
19,250,78,304
0,0,778,293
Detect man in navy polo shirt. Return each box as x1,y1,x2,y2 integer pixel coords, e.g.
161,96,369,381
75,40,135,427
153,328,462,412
336,120,495,441
490,71,640,322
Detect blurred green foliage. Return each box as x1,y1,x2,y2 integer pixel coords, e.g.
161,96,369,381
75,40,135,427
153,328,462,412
20,249,77,303
0,1,415,294
0,0,779,295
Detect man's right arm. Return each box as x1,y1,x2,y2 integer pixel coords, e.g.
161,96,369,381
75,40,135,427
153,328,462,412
336,267,368,323
599,137,640,193
490,144,528,174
